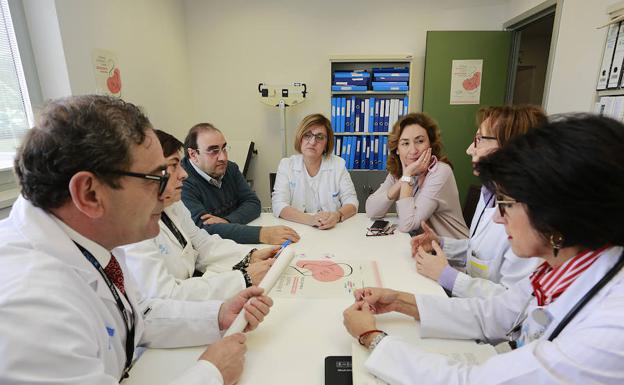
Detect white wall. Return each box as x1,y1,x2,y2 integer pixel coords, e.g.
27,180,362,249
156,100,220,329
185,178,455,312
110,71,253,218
23,0,194,134
18,0,620,209
506,0,621,114
542,0,619,113
183,0,511,206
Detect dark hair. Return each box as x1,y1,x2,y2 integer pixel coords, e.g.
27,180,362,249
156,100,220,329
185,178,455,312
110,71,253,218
477,114,624,249
155,129,184,157
387,112,450,178
184,123,221,153
14,95,152,210
476,105,547,147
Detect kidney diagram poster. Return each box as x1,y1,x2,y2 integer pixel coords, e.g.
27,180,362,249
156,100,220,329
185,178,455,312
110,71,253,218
450,59,483,105
92,49,122,97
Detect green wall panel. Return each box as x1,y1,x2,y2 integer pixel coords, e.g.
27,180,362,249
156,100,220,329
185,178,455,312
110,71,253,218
423,31,512,205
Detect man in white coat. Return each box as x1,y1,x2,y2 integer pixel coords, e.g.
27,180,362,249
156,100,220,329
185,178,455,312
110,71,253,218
0,95,273,385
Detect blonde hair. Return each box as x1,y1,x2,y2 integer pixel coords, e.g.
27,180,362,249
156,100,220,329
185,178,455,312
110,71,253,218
476,105,547,147
294,113,334,158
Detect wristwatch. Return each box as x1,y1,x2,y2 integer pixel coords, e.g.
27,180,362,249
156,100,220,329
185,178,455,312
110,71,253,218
400,175,416,186
368,331,388,350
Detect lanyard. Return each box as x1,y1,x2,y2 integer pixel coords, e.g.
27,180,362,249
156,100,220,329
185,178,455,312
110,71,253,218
469,193,494,238
161,212,188,249
74,243,135,380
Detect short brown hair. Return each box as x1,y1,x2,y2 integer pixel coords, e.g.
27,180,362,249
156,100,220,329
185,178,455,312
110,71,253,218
386,112,449,178
476,105,547,147
293,113,334,157
184,123,221,154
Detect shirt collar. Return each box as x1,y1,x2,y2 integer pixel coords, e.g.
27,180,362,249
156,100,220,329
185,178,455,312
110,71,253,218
50,215,112,267
481,185,495,208
190,159,223,188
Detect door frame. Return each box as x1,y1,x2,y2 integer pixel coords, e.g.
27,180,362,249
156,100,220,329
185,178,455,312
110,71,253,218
503,0,562,110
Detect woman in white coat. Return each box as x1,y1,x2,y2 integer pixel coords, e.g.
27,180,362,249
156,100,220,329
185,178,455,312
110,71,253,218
343,114,624,385
411,105,546,298
116,130,277,301
272,113,358,229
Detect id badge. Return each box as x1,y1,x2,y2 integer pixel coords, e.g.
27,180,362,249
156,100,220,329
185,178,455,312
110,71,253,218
516,307,552,348
467,250,490,279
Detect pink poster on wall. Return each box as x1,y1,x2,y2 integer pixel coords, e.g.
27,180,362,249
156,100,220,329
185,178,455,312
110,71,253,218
450,59,482,105
92,49,122,97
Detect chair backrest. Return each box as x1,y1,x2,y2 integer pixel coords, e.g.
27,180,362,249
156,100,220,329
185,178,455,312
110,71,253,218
462,184,482,226
269,172,277,195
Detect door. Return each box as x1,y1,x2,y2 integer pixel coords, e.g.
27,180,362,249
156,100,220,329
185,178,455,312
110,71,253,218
422,31,512,205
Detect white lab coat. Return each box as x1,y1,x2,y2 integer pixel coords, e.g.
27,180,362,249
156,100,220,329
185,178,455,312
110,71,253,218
115,201,252,301
441,193,542,297
271,154,359,216
0,196,224,385
365,246,624,385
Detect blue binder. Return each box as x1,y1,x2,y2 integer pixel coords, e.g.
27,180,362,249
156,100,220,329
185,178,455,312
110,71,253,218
372,84,409,91
332,85,367,91
334,71,370,79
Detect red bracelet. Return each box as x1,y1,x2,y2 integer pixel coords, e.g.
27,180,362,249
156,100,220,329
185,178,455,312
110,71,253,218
358,329,385,346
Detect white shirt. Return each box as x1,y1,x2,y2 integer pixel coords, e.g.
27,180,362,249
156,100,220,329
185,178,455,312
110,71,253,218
0,196,224,385
271,154,359,216
441,193,542,298
365,246,624,385
115,201,252,301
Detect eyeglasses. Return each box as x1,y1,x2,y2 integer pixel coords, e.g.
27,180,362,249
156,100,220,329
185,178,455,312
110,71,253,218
496,196,518,217
110,169,170,196
303,132,327,143
194,145,231,157
473,133,497,147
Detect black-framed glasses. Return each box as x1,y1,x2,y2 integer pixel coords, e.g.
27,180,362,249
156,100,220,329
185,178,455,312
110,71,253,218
303,132,327,143
473,133,497,147
496,196,518,217
193,145,231,157
110,169,170,196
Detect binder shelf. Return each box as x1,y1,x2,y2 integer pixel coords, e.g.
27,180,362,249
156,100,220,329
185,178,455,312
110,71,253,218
329,55,413,171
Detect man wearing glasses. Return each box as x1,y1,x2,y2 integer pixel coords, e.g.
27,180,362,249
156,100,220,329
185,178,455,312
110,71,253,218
0,95,273,384
182,123,299,244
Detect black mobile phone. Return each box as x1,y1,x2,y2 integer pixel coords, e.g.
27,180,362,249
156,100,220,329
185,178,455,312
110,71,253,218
370,219,390,231
324,356,352,385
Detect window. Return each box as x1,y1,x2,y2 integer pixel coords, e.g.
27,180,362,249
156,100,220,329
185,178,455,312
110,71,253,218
0,0,33,170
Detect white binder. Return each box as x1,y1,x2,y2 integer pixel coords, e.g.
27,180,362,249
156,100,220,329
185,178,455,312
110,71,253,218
609,23,624,88
597,22,620,90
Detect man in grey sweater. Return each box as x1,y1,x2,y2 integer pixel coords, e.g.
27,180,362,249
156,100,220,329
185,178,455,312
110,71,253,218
181,123,299,245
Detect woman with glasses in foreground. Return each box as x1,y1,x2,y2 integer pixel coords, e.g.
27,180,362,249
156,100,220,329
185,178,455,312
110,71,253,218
411,106,545,298
272,113,358,229
365,113,468,237
343,114,624,384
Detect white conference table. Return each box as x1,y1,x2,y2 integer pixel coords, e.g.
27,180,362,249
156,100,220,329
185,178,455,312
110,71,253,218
127,213,475,385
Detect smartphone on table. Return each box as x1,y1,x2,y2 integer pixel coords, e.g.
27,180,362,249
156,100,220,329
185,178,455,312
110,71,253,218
369,219,390,232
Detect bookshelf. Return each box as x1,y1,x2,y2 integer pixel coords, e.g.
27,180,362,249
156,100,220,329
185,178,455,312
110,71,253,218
329,55,412,212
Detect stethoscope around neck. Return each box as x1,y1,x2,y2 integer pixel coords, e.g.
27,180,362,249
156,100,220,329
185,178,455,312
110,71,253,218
505,249,624,346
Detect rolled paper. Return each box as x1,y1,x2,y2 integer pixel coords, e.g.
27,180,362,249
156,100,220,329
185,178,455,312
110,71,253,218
224,247,296,336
